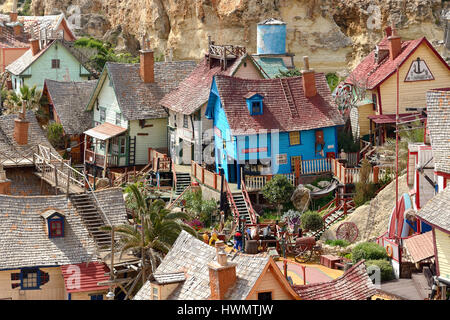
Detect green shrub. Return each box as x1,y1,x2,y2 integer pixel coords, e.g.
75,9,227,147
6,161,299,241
262,175,295,217
301,211,324,231
183,189,217,227
325,239,350,247
352,242,388,263
47,122,66,149
365,259,395,282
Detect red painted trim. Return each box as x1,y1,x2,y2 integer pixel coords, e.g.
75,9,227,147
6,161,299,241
376,86,383,115
436,171,450,179
432,228,440,277
417,216,450,235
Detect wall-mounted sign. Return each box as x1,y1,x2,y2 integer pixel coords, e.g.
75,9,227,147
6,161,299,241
242,147,268,154
405,57,434,82
276,154,288,165
328,145,334,149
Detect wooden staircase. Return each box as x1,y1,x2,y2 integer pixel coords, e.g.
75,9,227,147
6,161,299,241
175,172,191,195
231,192,251,225
69,193,112,249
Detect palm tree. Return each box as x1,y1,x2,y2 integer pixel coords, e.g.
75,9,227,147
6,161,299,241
3,84,42,115
104,184,197,275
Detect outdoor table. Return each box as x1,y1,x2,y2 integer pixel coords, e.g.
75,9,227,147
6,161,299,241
320,254,342,269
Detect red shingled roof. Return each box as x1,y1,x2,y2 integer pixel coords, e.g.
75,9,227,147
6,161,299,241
160,54,262,115
292,260,377,300
403,232,434,264
346,37,449,90
214,73,344,135
61,262,110,293
0,25,30,48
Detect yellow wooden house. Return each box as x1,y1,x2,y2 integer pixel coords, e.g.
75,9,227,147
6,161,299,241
346,26,450,144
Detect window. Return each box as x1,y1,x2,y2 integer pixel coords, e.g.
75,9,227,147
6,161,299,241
251,101,262,115
21,268,40,290
116,112,121,125
174,114,177,127
99,141,105,150
90,294,103,300
289,131,301,145
257,292,272,300
372,93,378,111
49,220,63,238
152,286,159,300
119,137,126,155
51,59,60,69
99,107,106,123
291,156,302,173
183,115,189,128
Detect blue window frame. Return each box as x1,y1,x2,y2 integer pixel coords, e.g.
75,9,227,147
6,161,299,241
246,94,264,115
47,213,65,238
20,268,40,290
90,294,104,300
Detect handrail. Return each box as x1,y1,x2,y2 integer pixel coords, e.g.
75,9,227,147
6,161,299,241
166,185,191,210
224,179,240,222
172,159,177,191
82,172,113,228
241,179,257,224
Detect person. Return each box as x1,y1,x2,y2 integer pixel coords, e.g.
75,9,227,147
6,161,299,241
251,226,259,241
209,230,219,246
202,232,210,244
245,226,252,240
234,231,243,252
262,225,271,240
218,211,225,233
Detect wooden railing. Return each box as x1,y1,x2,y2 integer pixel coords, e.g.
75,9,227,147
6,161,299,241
209,44,246,58
191,161,223,192
225,179,240,223
241,179,258,224
300,158,332,175
148,148,171,172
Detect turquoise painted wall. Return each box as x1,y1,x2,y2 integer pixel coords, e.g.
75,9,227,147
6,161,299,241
12,42,89,94
256,23,287,55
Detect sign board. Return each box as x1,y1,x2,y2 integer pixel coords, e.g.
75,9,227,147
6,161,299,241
405,58,434,82
276,154,287,165
242,147,268,154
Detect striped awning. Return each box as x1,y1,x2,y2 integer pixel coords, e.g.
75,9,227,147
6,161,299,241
84,122,127,141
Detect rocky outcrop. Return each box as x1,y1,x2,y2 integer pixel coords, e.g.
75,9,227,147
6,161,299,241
27,0,450,72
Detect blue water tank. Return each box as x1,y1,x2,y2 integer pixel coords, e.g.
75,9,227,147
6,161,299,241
257,18,287,55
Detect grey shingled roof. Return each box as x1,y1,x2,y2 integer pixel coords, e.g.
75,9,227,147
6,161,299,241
426,88,450,174
153,272,186,285
6,39,95,76
45,80,97,134
106,61,197,120
133,230,270,300
417,186,450,232
0,188,128,270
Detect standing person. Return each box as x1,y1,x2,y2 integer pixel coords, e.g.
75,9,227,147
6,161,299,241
209,229,219,246
234,231,243,252
202,232,210,244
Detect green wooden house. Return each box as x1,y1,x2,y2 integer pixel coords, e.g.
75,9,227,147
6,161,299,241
6,38,93,94
84,50,196,177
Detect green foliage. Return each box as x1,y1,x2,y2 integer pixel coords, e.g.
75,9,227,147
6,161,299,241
326,73,341,93
262,175,295,216
325,239,350,247
2,85,42,115
18,0,32,16
354,159,377,207
365,259,395,282
338,129,360,153
47,122,66,149
183,189,217,227
275,68,301,78
352,242,388,263
300,210,324,231
74,37,139,71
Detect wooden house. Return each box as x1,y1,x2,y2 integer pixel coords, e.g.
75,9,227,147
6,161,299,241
416,187,450,292
0,188,128,300
83,46,196,178
345,26,450,144
133,230,299,300
6,38,93,94
204,57,344,187
42,79,97,163
0,11,75,72
160,42,266,166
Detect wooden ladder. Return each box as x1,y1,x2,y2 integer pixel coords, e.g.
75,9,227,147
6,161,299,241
280,78,299,118
128,136,136,166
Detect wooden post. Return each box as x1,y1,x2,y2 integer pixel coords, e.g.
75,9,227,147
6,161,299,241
54,165,58,195
295,159,300,185
103,139,109,178
373,166,380,184
141,218,146,287
109,226,115,300
66,168,71,197
201,167,205,184
301,265,306,285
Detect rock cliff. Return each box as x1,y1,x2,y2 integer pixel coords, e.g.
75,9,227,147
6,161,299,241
5,0,449,72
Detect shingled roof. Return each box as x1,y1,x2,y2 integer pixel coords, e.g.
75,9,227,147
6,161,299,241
160,54,265,115
426,88,450,174
346,37,450,90
44,80,97,135
133,230,274,300
0,188,128,270
417,186,450,232
90,61,196,120
211,74,344,135
0,23,30,48
292,260,377,300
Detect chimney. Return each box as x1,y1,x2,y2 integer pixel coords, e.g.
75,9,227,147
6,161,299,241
140,38,155,83
9,0,18,22
301,56,317,98
12,23,22,36
0,165,11,195
384,26,392,38
388,22,402,61
13,101,29,146
30,38,40,56
208,241,237,300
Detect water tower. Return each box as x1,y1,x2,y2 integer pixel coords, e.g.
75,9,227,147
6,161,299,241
256,18,287,55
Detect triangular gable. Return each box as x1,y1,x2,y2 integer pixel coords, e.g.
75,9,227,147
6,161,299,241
246,257,300,300
404,58,434,82
85,65,110,112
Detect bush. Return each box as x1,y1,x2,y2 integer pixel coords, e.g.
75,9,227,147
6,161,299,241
352,242,388,263
47,122,66,149
301,211,324,232
365,259,395,282
262,175,295,217
183,189,217,227
325,239,350,247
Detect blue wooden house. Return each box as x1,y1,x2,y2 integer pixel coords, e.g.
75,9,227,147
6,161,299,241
205,59,344,188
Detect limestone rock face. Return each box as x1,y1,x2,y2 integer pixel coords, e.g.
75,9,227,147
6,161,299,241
291,185,311,213
28,0,449,72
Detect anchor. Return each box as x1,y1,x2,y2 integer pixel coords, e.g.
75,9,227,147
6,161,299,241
413,57,425,74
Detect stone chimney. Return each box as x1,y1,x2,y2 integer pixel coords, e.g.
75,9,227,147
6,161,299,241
0,165,11,195
388,23,402,61
208,241,237,300
140,38,155,83
14,101,29,146
301,56,317,98
30,38,40,56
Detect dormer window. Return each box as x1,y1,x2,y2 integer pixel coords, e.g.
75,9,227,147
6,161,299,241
245,93,264,116
41,210,65,238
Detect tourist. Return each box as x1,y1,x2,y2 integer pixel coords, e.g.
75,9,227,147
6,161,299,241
209,230,219,246
234,231,243,252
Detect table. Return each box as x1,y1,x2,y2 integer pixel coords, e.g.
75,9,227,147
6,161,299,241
320,254,342,269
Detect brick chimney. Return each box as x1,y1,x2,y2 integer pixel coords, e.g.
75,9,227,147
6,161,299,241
388,23,402,61
9,12,18,23
0,165,11,195
30,38,40,56
301,56,317,98
12,23,22,36
140,38,155,83
14,101,29,146
208,241,237,300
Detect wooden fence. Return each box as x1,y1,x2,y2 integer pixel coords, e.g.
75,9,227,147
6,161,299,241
191,161,223,191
